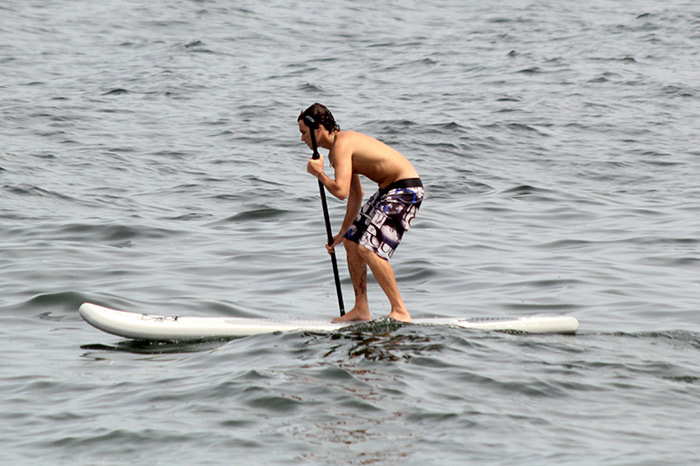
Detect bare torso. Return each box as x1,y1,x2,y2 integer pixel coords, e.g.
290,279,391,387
329,131,419,189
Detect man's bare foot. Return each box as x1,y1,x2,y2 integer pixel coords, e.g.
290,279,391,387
332,307,371,322
388,309,412,323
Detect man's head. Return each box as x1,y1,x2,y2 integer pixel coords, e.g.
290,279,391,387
298,103,340,133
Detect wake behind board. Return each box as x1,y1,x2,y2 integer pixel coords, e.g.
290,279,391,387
79,303,578,341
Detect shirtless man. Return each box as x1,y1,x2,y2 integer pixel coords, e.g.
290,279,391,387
298,103,424,323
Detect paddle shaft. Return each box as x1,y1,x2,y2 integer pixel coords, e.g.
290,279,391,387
307,118,345,316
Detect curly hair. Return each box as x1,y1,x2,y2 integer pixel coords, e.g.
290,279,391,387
298,103,340,132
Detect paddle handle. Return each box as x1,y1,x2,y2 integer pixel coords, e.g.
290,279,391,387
306,117,345,316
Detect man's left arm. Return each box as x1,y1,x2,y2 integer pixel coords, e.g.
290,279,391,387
326,173,363,253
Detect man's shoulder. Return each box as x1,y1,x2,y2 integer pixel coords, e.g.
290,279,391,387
335,130,374,146
335,130,359,140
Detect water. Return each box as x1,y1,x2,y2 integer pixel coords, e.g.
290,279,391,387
2,0,700,464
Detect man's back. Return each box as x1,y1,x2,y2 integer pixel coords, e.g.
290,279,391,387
330,130,419,189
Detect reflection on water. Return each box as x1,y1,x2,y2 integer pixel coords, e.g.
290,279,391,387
80,338,231,355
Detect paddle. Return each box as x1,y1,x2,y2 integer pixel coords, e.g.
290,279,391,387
305,115,345,317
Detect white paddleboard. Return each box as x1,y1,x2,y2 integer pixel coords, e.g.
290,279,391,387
79,303,579,340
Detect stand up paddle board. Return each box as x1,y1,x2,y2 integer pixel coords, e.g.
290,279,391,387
79,303,579,340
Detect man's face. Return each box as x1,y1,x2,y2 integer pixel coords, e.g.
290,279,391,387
298,120,313,149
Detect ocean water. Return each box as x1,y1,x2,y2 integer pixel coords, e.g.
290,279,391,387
2,0,700,464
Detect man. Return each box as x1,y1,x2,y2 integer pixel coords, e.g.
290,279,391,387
298,103,424,323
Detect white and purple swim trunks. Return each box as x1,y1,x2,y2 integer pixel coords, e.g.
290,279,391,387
344,178,424,260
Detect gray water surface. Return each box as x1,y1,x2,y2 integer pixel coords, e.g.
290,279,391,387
2,1,700,464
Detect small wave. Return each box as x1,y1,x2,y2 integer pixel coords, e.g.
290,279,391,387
500,184,560,200
517,67,543,74
298,82,326,93
4,183,75,201
101,88,130,96
220,207,289,222
661,85,696,98
1,291,89,316
609,330,700,346
662,375,700,384
45,222,185,245
588,56,637,64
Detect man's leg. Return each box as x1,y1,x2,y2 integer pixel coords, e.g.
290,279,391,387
332,239,372,322
357,245,411,323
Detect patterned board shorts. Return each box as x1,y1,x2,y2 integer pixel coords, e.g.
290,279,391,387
343,178,424,260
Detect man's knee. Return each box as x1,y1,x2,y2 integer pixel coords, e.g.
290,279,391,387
356,243,379,262
345,239,384,264
343,238,360,258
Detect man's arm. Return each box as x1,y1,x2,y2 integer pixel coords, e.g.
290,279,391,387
340,174,363,234
307,134,353,200
325,173,363,254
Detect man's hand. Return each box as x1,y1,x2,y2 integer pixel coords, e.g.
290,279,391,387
307,154,324,179
326,232,345,254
